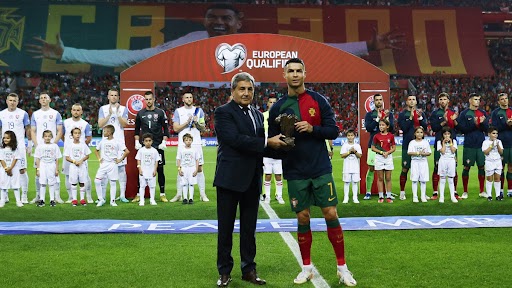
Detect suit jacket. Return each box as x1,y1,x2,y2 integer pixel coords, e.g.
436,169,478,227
214,100,265,193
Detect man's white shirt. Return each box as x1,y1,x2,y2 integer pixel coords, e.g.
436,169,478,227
0,108,30,147
173,106,205,147
98,105,128,145
63,118,92,147
31,108,63,144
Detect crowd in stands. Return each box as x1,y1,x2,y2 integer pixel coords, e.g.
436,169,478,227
1,39,511,138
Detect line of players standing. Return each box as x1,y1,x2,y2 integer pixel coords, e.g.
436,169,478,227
362,92,512,203
0,89,211,207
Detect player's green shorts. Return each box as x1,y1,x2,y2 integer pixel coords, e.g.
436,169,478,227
367,148,375,166
287,173,338,213
503,148,512,164
462,147,485,167
402,148,411,169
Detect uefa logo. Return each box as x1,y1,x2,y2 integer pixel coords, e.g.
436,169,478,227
215,43,247,74
126,94,146,116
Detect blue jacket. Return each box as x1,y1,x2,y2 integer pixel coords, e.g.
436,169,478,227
456,108,489,148
397,109,428,149
490,107,512,148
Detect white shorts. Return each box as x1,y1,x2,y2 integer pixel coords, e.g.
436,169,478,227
0,169,20,189
69,163,89,184
95,162,119,181
374,154,394,171
438,158,456,178
39,162,58,185
263,157,283,174
139,175,156,188
177,145,204,166
179,166,197,186
485,160,503,177
343,173,360,183
410,160,429,182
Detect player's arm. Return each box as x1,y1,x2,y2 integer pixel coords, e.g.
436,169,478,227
430,111,443,133
84,123,93,145
134,112,141,143
97,107,110,128
153,153,158,176
364,111,378,133
95,145,102,163
354,144,362,159
498,140,504,155
120,148,130,161
309,97,338,140
482,141,492,155
172,110,190,134
55,125,63,145
118,107,129,128
194,108,206,132
480,110,490,131
30,115,38,146
176,158,183,176
455,110,472,133
340,144,350,159
407,141,418,156
160,109,170,142
397,111,412,132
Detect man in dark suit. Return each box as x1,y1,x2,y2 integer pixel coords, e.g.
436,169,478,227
213,72,285,287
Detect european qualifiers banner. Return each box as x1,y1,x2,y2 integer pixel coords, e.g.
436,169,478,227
2,1,493,76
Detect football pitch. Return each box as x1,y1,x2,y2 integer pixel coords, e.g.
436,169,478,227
1,146,511,287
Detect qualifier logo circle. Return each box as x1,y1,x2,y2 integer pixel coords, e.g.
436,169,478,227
126,94,146,116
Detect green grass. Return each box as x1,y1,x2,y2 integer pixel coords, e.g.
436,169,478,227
0,146,511,287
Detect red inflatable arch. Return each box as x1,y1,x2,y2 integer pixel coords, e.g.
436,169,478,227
120,33,389,198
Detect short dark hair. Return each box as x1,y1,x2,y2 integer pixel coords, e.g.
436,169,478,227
284,58,305,71
346,129,356,136
488,126,498,133
441,126,452,135
438,92,450,100
144,91,154,97
71,127,82,135
142,133,153,141
43,130,53,138
469,93,480,99
183,133,193,141
104,124,115,133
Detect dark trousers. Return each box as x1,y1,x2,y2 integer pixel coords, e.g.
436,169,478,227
216,175,261,275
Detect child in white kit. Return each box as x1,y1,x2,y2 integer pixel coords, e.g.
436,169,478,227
340,129,362,204
34,130,62,207
482,126,504,201
437,127,458,203
177,133,199,204
407,126,432,203
64,127,91,206
135,133,159,206
0,131,23,208
94,125,129,207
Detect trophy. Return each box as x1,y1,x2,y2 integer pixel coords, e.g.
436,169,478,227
275,113,299,150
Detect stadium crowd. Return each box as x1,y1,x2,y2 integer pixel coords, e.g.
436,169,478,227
1,38,511,137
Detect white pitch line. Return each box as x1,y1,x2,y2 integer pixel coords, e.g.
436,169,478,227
260,202,331,288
